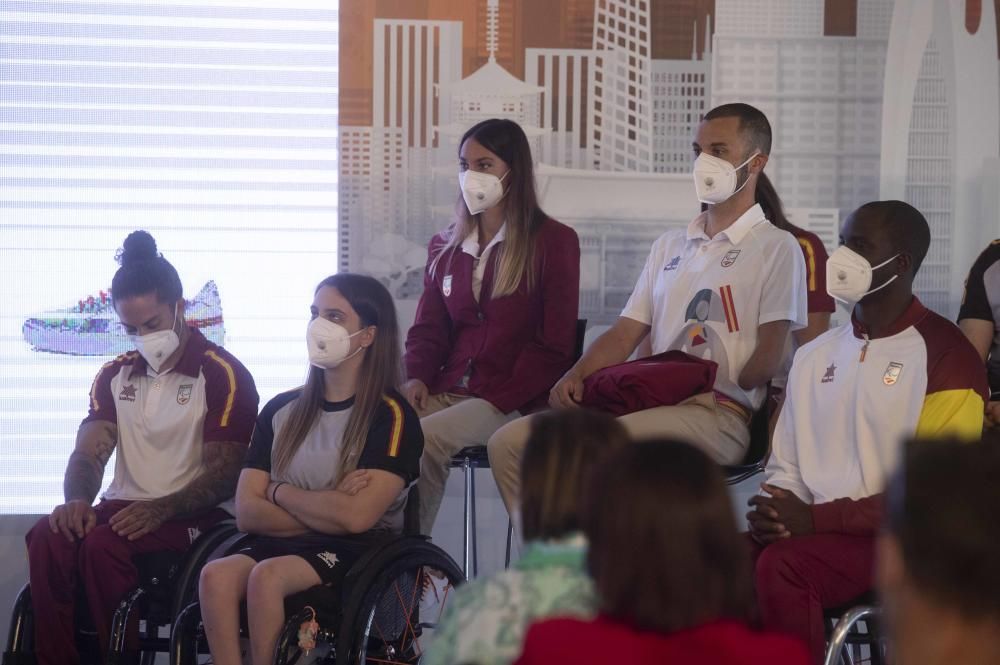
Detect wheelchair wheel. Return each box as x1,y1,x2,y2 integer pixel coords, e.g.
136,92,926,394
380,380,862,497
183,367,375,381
337,542,463,665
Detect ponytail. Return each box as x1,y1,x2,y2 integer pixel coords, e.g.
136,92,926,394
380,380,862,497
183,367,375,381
755,172,802,234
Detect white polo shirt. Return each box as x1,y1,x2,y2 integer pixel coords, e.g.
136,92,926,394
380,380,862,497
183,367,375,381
83,328,258,508
621,204,807,410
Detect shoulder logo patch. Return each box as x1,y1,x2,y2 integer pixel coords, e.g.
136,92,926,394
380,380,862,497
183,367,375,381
442,274,452,297
118,384,137,402
721,249,741,268
883,362,903,386
177,384,193,405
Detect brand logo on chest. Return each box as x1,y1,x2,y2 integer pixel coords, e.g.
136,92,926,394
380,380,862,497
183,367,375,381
821,364,836,383
664,256,681,272
721,249,741,268
177,384,193,405
443,274,452,297
118,384,137,402
883,362,904,386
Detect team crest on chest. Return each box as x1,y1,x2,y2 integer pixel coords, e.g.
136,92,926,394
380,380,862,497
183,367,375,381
883,362,903,386
177,384,193,405
118,384,136,402
721,249,741,268
442,274,452,297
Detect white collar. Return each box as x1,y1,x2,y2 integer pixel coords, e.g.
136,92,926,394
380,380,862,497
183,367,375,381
461,222,507,257
686,203,766,245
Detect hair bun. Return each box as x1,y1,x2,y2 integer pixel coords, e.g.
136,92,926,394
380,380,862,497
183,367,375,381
117,230,159,266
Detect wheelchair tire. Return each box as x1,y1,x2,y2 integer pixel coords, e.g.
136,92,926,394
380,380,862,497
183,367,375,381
336,540,463,665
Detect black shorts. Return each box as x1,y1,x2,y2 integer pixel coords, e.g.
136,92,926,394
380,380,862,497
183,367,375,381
235,532,378,586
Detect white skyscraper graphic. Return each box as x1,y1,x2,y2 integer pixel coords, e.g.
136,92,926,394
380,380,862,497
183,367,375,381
591,0,654,171
880,0,999,315
525,47,599,169
712,0,890,219
373,19,463,148
651,18,712,173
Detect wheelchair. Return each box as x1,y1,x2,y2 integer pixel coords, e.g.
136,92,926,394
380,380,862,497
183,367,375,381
823,594,886,665
3,518,243,665
170,486,465,664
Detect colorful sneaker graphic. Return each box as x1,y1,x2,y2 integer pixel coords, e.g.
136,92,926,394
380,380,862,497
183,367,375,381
22,281,225,355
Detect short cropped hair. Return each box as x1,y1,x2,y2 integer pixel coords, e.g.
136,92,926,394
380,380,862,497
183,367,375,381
704,102,772,157
887,434,1000,618
852,200,931,274
519,409,629,542
585,439,754,633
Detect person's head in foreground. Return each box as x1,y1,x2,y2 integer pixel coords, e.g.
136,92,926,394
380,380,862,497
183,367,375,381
514,438,810,665
520,408,630,542
879,434,1000,665
586,438,754,631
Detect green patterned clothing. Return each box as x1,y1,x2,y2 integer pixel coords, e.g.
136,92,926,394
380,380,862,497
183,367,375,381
422,534,595,665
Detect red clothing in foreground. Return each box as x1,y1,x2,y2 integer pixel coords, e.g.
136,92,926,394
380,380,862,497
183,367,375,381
404,217,580,415
515,615,810,665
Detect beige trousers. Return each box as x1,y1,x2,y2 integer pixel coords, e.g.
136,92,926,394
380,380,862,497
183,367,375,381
486,392,750,516
415,393,521,535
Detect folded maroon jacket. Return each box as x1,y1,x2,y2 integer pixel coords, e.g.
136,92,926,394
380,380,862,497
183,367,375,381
580,350,718,416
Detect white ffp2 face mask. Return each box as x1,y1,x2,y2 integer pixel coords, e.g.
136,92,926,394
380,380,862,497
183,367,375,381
826,245,900,305
460,169,509,215
307,317,366,369
131,302,181,373
692,152,759,205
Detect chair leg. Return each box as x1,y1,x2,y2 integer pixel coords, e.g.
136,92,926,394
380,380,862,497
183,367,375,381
469,463,478,578
462,456,473,581
504,519,513,569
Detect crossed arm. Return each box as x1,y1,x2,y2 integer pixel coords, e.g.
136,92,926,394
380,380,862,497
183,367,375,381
236,467,405,537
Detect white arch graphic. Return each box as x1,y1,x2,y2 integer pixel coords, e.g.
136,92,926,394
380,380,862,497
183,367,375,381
880,0,999,313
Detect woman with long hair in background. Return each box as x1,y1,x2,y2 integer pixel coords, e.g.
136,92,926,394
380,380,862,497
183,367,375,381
402,117,581,536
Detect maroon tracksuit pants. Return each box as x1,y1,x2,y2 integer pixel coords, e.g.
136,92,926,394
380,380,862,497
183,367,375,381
25,500,227,665
752,534,876,664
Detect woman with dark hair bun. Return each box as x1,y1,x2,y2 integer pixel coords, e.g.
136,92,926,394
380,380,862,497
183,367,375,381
402,118,581,536
515,439,810,665
24,230,259,665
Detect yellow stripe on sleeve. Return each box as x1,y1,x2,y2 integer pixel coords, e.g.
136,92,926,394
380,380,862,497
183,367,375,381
914,389,986,441
382,396,404,457
90,352,136,412
798,237,817,292
205,350,237,427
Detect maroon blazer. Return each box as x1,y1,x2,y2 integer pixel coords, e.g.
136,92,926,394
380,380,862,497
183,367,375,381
404,217,580,414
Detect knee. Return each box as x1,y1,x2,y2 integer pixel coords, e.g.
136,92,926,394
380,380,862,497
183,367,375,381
486,419,524,464
78,524,128,563
755,540,807,595
26,516,61,554
199,559,242,600
245,560,284,601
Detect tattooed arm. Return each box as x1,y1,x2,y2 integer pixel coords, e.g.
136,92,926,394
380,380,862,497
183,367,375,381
108,441,245,541
48,420,118,542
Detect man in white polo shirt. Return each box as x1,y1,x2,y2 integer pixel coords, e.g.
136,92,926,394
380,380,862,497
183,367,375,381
25,231,259,665
488,102,807,514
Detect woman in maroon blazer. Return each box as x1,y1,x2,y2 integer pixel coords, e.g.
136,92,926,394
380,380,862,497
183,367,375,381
402,118,580,535
515,439,810,665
